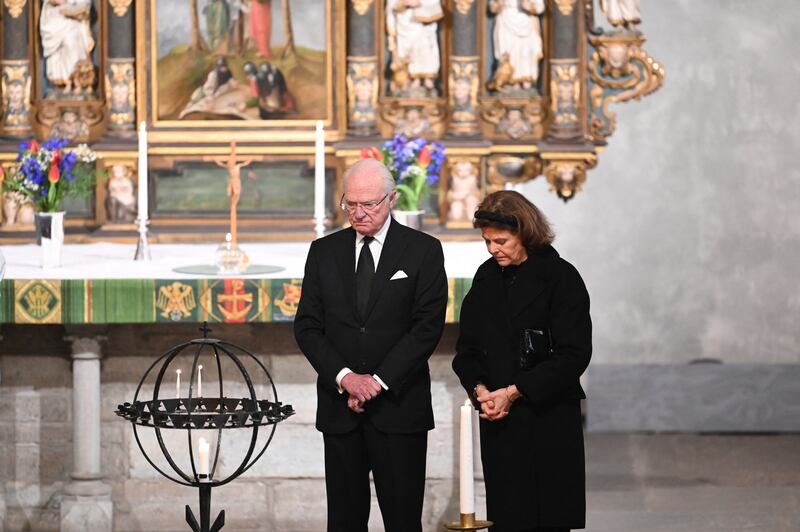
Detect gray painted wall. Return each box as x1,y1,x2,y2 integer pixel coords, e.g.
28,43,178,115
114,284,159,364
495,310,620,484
521,0,800,364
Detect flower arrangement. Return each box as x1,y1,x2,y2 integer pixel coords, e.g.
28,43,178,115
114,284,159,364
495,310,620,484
2,138,97,213
360,135,445,211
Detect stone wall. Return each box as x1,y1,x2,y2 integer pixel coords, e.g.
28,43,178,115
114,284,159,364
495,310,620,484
0,323,486,531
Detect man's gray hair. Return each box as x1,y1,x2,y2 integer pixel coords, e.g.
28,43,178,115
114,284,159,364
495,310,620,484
342,158,396,195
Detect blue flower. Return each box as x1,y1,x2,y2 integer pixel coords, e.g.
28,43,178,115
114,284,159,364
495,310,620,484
43,137,69,151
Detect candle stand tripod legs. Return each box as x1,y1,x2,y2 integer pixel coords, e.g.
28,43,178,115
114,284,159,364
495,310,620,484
445,512,492,531
186,483,225,532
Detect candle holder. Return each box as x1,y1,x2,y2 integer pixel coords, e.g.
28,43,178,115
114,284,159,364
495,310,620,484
134,216,151,261
215,233,249,274
445,513,492,531
115,323,294,532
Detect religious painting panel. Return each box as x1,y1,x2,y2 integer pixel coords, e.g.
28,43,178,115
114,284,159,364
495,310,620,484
146,0,344,140
149,158,335,217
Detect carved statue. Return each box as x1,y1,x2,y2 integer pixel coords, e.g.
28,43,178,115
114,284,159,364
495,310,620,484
497,108,532,139
2,192,20,226
447,161,481,222
40,0,96,95
105,165,137,224
386,0,444,96
49,109,89,139
488,0,545,92
599,0,640,29
395,107,432,137
4,192,35,226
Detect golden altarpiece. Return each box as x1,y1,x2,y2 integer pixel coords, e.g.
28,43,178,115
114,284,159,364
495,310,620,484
0,0,662,241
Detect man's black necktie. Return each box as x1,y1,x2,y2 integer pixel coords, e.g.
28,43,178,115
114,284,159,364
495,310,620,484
356,236,375,317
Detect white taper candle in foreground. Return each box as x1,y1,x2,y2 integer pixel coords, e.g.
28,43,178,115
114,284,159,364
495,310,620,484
137,121,149,221
313,120,325,238
176,369,181,399
198,437,209,476
197,365,203,397
459,399,475,514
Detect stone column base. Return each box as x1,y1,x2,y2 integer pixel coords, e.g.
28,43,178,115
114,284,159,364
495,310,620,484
60,480,113,532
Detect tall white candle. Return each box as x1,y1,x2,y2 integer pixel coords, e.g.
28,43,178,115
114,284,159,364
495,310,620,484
198,437,210,476
137,121,148,221
197,365,203,398
313,120,325,238
459,399,475,514
175,369,181,399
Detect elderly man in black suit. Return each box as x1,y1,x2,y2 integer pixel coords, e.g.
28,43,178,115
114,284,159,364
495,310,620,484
294,157,448,532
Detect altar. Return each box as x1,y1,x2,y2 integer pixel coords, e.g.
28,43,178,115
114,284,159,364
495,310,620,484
0,240,487,325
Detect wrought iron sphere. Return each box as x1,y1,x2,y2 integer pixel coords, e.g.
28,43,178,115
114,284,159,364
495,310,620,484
115,331,294,489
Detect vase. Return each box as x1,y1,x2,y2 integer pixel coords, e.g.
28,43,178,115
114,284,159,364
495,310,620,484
393,209,425,231
34,211,65,268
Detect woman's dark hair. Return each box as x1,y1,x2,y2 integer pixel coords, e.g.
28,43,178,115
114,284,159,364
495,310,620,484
473,190,554,250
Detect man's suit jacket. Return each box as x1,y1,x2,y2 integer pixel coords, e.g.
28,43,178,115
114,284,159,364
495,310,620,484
294,218,448,435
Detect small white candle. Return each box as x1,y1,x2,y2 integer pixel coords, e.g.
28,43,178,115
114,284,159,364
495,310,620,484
198,437,210,476
197,365,203,398
137,121,149,221
459,399,475,514
313,120,325,238
175,369,181,399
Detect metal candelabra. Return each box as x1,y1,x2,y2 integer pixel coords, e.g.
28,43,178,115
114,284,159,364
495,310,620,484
115,324,294,531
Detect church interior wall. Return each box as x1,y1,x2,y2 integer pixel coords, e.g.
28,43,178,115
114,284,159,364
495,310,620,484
520,1,800,366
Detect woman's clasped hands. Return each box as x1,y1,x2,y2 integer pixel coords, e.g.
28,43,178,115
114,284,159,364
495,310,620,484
475,383,522,421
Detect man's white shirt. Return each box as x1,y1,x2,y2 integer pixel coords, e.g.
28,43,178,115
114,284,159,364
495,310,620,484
336,215,393,393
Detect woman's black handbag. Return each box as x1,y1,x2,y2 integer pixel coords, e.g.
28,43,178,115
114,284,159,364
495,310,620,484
518,328,551,369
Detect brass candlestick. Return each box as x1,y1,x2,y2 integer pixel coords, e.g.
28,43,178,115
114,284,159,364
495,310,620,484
445,512,492,531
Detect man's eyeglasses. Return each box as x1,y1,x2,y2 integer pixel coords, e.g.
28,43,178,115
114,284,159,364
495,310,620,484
340,192,390,213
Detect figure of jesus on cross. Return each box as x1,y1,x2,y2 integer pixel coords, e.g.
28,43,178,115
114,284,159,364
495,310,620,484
209,142,254,245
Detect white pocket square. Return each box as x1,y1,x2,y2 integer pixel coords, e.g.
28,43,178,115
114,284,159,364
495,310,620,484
390,270,408,280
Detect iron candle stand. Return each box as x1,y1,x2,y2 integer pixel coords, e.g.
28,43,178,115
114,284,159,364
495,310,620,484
116,324,294,532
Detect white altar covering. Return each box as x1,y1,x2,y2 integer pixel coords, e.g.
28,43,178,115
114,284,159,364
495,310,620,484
1,241,489,280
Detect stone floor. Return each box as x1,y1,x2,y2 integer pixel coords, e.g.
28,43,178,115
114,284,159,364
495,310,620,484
583,433,800,532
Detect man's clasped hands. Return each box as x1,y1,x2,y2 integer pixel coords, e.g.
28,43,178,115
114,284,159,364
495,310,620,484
342,373,383,413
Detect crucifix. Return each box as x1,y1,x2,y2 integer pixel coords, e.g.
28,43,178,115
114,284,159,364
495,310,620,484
208,142,255,245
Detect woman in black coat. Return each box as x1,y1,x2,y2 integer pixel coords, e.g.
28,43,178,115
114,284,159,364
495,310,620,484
452,191,592,532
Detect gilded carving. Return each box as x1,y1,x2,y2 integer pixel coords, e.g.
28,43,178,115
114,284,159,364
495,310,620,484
106,61,136,129
347,59,378,130
480,98,544,140
1,62,32,130
108,0,132,17
35,101,105,142
487,156,542,193
3,0,27,18
454,0,475,15
588,33,664,140
380,100,445,138
353,0,374,16
542,154,597,201
448,59,479,135
554,0,577,15
550,63,580,127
